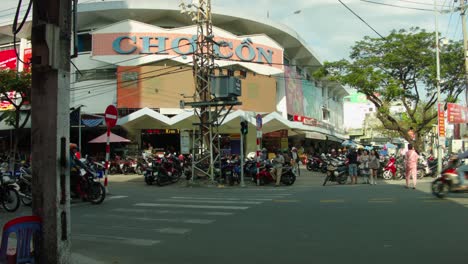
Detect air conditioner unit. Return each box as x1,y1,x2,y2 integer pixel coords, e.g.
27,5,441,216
210,76,242,100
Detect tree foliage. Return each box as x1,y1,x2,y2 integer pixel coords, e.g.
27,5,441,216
314,28,464,150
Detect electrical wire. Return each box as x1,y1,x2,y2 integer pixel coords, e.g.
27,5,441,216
11,0,33,65
338,0,385,39
444,0,456,38
451,16,461,40
395,0,449,7
360,0,435,11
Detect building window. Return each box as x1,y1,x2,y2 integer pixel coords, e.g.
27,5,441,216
120,71,139,88
284,57,290,66
322,108,330,121
75,68,116,82
77,33,92,53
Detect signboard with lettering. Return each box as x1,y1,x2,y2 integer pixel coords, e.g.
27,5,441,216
91,20,284,75
447,103,467,124
438,103,445,137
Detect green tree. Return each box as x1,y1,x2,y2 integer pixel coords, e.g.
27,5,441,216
0,69,31,163
314,28,464,151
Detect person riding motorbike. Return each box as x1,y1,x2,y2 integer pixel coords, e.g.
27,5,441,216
447,150,468,190
70,143,88,195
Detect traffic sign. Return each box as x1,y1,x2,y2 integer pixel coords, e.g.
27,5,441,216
256,114,262,131
105,105,118,128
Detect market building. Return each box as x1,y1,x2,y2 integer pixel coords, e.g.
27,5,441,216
0,0,348,157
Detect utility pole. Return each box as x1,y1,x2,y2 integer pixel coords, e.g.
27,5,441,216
31,0,72,263
435,0,444,174
180,0,241,182
460,0,468,146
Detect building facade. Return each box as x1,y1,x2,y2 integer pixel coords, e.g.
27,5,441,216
0,0,348,155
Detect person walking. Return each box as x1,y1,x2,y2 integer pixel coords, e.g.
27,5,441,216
347,148,359,184
405,144,419,189
291,147,300,176
358,150,370,184
368,150,380,185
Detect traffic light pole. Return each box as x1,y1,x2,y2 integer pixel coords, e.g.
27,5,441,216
240,118,245,187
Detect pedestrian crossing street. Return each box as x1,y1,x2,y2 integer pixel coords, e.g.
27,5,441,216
72,189,295,247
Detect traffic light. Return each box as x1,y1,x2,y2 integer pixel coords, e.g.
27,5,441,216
240,121,248,135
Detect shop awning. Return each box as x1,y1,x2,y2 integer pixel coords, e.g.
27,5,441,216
89,132,131,143
117,107,172,129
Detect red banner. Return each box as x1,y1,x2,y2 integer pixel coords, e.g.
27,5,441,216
438,103,445,137
447,103,467,124
0,49,17,70
293,115,318,126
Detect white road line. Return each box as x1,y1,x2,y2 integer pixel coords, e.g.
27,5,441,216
73,234,160,246
135,203,249,210
111,208,234,216
171,196,273,201
74,223,192,235
82,214,215,224
107,195,128,200
159,199,262,205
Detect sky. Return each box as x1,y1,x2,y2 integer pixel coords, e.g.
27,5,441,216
0,0,461,62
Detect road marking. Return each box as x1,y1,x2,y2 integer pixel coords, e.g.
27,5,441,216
272,199,299,203
158,199,262,205
171,196,273,201
107,195,128,200
135,203,249,210
74,223,191,235
73,234,160,246
422,199,450,203
111,208,234,216
368,198,395,203
82,214,215,224
368,200,394,203
320,199,345,203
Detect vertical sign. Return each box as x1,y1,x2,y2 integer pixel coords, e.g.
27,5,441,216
180,130,191,154
438,103,445,138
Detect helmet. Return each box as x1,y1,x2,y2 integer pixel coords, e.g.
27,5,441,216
292,147,297,151
70,143,78,150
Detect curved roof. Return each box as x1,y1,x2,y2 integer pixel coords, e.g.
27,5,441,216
0,0,322,69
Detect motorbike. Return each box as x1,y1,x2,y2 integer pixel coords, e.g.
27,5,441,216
432,161,468,198
323,159,348,186
306,156,324,172
144,156,181,186
0,174,20,212
71,157,106,204
216,157,240,186
382,156,397,180
256,161,296,186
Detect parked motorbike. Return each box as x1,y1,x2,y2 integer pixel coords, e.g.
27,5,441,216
432,161,467,198
70,157,106,204
0,174,20,212
306,156,324,172
144,157,181,186
256,161,296,186
382,156,397,180
323,159,348,186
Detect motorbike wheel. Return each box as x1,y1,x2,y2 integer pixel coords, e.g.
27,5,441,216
1,187,20,212
122,165,130,175
20,185,32,206
282,173,296,186
306,163,313,171
417,169,425,179
382,170,393,180
88,182,106,204
323,175,330,186
171,172,181,183
135,165,142,175
144,176,153,185
432,180,449,198
337,176,347,185
109,166,118,175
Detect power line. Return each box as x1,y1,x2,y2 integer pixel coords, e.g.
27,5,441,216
444,0,456,38
451,15,461,40
396,0,450,7
360,0,435,11
338,0,385,39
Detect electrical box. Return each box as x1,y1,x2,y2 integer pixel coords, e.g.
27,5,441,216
210,76,241,99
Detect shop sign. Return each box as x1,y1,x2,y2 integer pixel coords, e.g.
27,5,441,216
180,130,190,154
293,115,318,126
438,103,445,137
0,49,17,69
447,103,467,124
143,129,179,134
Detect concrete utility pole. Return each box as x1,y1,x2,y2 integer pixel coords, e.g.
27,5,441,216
435,0,443,174
31,0,72,263
460,0,468,144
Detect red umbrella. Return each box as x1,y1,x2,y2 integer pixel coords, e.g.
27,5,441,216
88,132,131,143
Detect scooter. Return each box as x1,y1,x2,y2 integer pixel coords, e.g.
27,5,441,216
432,161,468,198
382,156,397,180
256,161,296,186
323,159,348,186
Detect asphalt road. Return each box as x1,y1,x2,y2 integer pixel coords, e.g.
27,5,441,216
2,171,468,264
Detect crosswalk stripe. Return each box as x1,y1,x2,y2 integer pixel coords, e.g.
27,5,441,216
73,234,160,246
158,199,262,205
320,199,345,203
111,208,234,216
74,223,191,235
171,196,273,201
82,214,215,224
135,203,249,210
107,195,128,200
